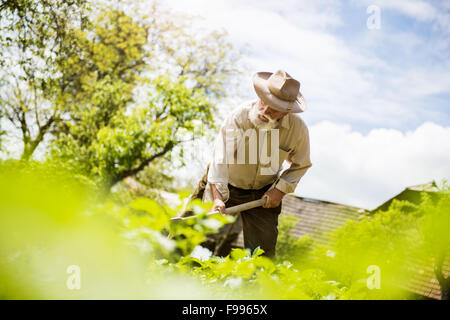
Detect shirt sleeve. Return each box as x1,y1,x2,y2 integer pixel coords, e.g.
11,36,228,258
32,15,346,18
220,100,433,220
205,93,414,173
207,108,243,185
274,124,312,194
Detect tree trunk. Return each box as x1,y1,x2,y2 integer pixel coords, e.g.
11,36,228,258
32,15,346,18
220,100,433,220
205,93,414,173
434,251,450,300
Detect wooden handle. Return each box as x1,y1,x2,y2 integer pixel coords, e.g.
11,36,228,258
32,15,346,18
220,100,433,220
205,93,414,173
171,197,267,221
223,198,267,215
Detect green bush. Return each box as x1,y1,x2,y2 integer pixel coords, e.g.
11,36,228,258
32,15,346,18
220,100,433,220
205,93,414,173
275,214,313,263
1,162,447,299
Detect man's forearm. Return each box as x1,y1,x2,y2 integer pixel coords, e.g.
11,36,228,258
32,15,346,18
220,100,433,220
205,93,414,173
210,183,223,201
209,183,227,215
275,162,312,194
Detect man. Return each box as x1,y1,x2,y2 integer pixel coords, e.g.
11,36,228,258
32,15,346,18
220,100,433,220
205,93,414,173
206,69,312,258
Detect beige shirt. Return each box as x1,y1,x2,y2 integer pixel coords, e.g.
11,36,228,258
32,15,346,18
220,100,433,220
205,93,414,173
207,100,312,196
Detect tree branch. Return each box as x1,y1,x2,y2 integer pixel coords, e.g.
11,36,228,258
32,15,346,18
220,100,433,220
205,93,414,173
109,140,175,187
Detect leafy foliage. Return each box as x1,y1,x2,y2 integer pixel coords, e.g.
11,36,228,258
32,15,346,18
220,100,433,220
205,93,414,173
0,162,448,299
0,162,344,299
0,0,90,160
308,183,450,299
1,1,240,192
275,215,313,263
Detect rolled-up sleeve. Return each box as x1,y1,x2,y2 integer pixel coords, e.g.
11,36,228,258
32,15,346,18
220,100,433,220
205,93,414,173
274,125,312,194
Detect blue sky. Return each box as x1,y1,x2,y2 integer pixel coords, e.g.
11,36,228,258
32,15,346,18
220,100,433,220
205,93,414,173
164,0,450,133
164,0,450,209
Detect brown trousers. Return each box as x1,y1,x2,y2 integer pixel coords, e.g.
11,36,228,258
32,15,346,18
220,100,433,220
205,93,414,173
204,183,282,258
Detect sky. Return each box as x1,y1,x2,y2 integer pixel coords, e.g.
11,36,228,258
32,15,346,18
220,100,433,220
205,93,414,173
163,0,450,209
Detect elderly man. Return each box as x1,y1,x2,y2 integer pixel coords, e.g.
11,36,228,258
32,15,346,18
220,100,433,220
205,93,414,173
205,70,312,258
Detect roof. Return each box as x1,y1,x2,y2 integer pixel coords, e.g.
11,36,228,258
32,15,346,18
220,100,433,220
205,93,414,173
232,194,367,248
372,180,441,213
402,254,450,300
406,181,440,192
279,195,367,247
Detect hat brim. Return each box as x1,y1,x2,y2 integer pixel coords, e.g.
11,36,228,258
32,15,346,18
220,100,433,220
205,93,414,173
252,72,307,113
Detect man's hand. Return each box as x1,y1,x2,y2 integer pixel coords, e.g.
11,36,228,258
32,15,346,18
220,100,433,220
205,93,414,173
262,188,285,208
210,198,227,215
209,183,227,215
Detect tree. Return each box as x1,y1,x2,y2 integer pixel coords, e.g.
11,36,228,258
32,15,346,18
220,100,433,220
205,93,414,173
0,109,4,150
48,1,241,190
0,0,89,160
0,0,241,189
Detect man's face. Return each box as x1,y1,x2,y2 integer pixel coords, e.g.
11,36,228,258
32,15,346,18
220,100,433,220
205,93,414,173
248,99,288,130
257,99,288,123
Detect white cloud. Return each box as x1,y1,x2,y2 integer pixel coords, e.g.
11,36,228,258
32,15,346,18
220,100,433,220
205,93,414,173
297,120,450,209
373,0,437,21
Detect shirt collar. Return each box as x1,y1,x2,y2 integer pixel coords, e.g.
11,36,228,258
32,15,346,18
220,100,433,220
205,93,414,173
280,114,290,129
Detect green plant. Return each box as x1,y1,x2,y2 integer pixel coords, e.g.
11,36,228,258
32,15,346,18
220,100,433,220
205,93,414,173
275,214,313,263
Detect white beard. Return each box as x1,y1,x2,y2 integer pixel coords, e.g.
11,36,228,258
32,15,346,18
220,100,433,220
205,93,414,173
248,104,279,130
